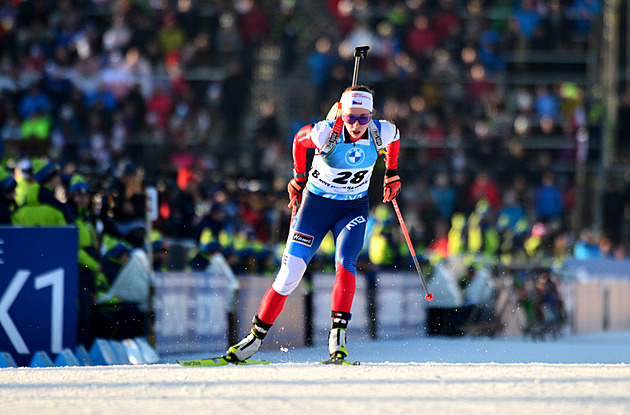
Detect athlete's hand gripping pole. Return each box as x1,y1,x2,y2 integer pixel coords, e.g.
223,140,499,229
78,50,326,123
383,172,401,203
391,199,433,301
288,177,306,229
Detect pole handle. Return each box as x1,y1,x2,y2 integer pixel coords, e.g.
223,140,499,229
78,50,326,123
354,45,370,58
352,46,370,86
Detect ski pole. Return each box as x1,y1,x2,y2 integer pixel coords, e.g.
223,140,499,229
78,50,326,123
352,46,370,86
391,199,433,301
290,203,297,229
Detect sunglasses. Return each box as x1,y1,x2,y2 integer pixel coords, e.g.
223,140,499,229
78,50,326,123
342,113,372,125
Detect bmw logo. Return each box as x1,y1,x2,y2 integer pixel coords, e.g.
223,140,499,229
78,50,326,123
345,148,365,166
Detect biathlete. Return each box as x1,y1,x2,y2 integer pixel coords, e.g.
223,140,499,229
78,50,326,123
227,85,401,364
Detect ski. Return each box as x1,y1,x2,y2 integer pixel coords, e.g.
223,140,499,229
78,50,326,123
177,355,360,367
177,356,270,367
321,357,360,366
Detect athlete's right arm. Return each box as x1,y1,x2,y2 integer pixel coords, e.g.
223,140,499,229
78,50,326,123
292,123,317,177
288,124,317,208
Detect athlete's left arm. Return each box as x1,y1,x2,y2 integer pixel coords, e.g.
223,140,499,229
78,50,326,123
382,121,401,203
382,121,400,171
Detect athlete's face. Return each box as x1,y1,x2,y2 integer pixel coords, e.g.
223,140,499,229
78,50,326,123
342,108,371,139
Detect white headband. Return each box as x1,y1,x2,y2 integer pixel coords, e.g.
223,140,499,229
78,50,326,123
340,90,373,112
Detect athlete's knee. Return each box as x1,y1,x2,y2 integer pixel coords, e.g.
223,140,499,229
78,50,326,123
272,253,307,295
336,257,358,276
272,279,300,295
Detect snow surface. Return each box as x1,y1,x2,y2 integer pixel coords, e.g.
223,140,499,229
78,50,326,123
2,331,630,415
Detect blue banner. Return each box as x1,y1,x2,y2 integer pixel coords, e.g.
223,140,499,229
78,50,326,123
0,227,78,366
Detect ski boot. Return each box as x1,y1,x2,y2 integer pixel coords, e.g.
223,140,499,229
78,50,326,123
328,327,349,360
226,315,271,363
322,311,359,365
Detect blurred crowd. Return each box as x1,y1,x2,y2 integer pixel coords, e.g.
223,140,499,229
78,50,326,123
309,0,627,266
1,1,629,298
308,0,630,263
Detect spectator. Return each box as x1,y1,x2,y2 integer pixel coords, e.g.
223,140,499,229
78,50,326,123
598,235,615,258
429,172,457,220
511,0,542,42
188,229,239,298
539,0,572,51
12,158,75,225
534,85,559,121
84,83,117,113
0,166,17,223
100,50,136,101
423,112,447,159
570,0,602,36
221,59,250,138
497,189,528,235
215,11,244,64
478,21,507,74
467,63,494,102
21,109,52,158
145,84,172,132
273,3,304,72
166,167,201,238
238,0,271,48
102,12,132,53
18,84,52,120
151,232,170,272
253,100,284,180
14,159,34,206
93,241,152,340
42,63,73,108
68,174,109,347
533,171,564,225
508,0,542,71
613,244,627,260
157,11,188,58
121,83,146,134
468,170,501,212
405,14,440,59
434,0,462,44
309,36,337,109
573,228,600,259
429,48,461,83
